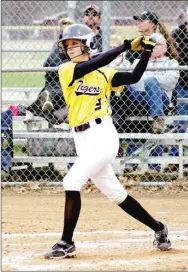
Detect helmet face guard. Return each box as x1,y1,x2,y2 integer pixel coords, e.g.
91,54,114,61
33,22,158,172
58,24,98,60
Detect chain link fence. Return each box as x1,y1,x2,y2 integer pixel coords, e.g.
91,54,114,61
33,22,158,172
2,1,188,186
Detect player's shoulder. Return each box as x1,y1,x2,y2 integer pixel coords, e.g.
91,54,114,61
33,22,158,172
59,61,76,72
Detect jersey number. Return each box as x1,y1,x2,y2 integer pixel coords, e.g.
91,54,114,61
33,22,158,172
95,98,101,111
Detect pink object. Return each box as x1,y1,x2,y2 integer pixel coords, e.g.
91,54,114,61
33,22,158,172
8,105,19,116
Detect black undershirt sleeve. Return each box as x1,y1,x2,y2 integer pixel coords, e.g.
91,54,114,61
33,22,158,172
111,50,152,87
72,44,126,83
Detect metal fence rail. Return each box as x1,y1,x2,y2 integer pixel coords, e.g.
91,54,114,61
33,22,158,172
2,66,188,72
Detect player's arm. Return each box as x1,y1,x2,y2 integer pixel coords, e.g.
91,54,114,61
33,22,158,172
72,36,144,82
111,50,151,86
111,39,156,87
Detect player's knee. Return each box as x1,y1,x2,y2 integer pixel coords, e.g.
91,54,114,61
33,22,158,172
63,175,81,191
108,189,128,205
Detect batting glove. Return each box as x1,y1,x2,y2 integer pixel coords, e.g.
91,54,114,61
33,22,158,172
124,36,144,51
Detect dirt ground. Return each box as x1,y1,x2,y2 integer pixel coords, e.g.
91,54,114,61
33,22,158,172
2,183,188,271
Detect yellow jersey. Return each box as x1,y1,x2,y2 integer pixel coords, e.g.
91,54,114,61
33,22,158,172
58,62,123,127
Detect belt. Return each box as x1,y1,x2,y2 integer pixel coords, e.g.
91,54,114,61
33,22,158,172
74,118,102,132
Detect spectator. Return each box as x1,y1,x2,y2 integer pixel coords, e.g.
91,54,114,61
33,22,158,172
109,35,124,68
19,17,74,125
1,109,13,173
123,33,179,173
124,11,177,64
83,4,102,52
127,34,179,133
120,11,178,173
123,11,178,126
164,7,188,173
41,17,74,112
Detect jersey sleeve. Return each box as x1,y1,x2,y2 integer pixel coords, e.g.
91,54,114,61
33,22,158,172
107,67,124,93
58,62,77,91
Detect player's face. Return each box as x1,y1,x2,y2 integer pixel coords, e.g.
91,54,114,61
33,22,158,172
137,19,155,35
65,39,84,60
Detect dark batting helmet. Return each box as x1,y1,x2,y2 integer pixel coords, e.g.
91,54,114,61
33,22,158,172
58,23,98,59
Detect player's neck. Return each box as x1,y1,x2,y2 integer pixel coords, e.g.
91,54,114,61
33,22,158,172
73,54,90,63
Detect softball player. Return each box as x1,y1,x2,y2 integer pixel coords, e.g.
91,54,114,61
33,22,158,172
45,24,171,259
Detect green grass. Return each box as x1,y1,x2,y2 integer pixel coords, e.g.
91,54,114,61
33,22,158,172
13,145,27,156
2,73,45,88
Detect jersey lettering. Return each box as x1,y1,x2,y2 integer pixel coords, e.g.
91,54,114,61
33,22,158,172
75,80,101,96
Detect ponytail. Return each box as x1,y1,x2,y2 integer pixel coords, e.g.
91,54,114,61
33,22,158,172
158,22,179,61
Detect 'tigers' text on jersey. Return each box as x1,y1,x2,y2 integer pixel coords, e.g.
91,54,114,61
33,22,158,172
75,80,101,96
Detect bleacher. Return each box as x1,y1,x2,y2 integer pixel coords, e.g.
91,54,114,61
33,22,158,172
2,87,188,181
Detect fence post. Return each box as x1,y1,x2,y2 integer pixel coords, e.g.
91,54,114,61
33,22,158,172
101,1,111,52
67,1,77,21
178,143,184,179
141,1,145,12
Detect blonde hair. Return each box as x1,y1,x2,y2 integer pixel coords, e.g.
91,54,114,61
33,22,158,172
110,34,122,46
158,22,179,61
58,17,74,28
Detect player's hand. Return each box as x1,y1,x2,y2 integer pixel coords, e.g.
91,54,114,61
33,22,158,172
130,36,144,51
142,36,157,51
124,36,144,51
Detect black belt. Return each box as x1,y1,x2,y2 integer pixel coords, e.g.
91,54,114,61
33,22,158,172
74,118,102,132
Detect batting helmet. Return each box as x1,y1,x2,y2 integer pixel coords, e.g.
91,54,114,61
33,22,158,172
58,23,98,59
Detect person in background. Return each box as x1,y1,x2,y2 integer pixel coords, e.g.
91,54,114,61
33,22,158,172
43,17,74,97
83,4,102,52
124,11,177,65
165,7,188,173
18,17,74,124
126,34,179,133
121,11,178,173
123,11,178,131
123,34,179,174
109,35,124,68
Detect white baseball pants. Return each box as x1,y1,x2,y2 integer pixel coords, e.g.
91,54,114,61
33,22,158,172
63,116,128,204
